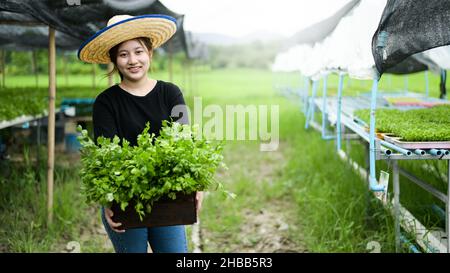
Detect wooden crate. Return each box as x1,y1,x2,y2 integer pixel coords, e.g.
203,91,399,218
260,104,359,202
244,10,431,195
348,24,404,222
111,192,197,229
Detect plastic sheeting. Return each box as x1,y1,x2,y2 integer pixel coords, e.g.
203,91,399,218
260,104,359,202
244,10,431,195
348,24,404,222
384,57,428,75
273,0,387,80
319,0,387,79
288,0,359,46
414,46,450,72
272,44,313,72
372,0,450,75
273,0,440,79
0,0,193,56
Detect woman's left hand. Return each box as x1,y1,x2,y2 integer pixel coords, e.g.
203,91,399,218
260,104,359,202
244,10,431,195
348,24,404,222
196,191,204,215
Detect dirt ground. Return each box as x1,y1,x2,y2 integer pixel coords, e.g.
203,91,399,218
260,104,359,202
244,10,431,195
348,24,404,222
198,142,308,253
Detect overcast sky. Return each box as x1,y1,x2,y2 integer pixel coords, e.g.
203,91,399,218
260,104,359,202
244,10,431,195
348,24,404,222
162,0,351,37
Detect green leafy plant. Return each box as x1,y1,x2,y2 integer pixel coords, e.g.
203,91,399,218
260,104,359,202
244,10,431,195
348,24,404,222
77,121,234,220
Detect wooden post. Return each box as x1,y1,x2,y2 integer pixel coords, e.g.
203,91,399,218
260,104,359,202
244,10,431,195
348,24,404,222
108,62,114,87
47,26,56,225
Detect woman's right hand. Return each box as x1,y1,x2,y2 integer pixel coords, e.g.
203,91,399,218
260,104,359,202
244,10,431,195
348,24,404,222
104,207,125,233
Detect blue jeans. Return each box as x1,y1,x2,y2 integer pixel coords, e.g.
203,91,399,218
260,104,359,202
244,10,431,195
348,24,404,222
101,207,188,253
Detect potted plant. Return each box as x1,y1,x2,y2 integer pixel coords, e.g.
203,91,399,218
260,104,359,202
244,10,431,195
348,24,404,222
77,121,233,229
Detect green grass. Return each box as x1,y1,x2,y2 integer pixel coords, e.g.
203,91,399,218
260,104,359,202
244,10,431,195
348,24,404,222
0,146,111,252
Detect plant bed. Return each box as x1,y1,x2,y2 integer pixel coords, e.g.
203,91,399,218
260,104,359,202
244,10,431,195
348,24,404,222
355,105,450,142
111,192,197,229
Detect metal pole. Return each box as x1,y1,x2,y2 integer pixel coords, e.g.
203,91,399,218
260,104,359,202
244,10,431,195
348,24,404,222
393,160,400,252
303,78,310,114
369,79,385,191
369,78,378,186
365,141,370,185
447,160,450,252
336,73,344,151
47,26,56,225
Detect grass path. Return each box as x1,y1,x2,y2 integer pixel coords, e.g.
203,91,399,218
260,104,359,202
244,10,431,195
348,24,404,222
197,141,308,253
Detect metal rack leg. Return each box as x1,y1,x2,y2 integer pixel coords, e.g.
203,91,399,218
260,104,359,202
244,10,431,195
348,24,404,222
364,141,370,186
364,141,371,226
393,160,400,252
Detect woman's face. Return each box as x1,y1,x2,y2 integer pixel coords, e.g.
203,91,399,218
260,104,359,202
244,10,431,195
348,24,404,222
115,39,151,82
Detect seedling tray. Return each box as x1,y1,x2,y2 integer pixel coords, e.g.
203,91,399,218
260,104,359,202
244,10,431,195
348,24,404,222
382,133,450,149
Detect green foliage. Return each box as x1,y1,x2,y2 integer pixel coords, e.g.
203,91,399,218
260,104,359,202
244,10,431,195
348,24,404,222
0,148,110,253
6,51,95,75
77,121,232,220
0,88,47,121
0,86,101,122
208,41,281,70
355,105,450,141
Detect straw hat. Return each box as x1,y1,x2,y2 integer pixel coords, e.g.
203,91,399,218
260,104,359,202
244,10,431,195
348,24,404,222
78,14,177,64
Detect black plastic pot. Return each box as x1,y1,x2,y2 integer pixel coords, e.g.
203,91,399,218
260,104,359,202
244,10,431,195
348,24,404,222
111,192,197,229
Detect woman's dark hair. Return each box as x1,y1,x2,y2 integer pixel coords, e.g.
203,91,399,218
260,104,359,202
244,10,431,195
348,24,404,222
107,37,153,81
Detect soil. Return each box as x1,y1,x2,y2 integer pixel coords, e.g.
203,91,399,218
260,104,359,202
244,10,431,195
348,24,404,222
198,142,308,253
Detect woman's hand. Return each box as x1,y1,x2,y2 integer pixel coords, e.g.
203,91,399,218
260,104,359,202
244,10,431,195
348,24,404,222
196,191,204,215
104,207,125,233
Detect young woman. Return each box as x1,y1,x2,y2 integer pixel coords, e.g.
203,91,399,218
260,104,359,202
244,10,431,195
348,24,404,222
78,14,203,253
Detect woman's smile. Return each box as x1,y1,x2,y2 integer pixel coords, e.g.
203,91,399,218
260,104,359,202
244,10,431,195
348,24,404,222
128,66,142,73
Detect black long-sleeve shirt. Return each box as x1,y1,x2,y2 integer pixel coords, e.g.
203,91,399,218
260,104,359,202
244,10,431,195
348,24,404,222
93,80,188,146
